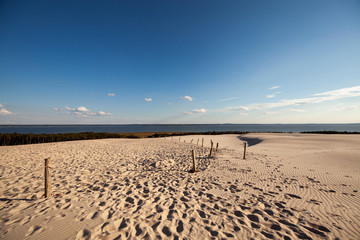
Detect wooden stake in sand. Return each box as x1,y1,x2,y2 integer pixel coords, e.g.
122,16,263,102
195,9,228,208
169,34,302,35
243,142,247,159
216,143,219,152
44,158,51,198
209,140,214,157
197,139,199,145
202,138,204,147
190,139,193,143
191,150,198,173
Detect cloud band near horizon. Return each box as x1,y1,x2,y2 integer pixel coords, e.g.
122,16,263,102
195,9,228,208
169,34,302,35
221,86,360,112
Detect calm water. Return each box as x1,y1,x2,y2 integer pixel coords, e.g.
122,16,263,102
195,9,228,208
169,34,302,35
0,124,359,134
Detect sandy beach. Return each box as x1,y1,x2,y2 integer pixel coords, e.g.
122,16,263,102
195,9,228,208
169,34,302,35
0,133,359,239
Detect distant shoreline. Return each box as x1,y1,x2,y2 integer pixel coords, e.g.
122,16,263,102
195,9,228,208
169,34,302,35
1,123,359,135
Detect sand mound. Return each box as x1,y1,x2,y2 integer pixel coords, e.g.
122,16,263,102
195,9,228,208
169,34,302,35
1,134,359,239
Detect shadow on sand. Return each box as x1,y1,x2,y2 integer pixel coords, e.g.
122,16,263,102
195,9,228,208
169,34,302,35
0,198,35,202
238,136,263,147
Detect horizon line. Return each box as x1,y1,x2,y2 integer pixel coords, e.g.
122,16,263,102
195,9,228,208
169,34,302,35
1,123,359,126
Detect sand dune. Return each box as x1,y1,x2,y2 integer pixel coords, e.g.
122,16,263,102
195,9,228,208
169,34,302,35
0,134,359,239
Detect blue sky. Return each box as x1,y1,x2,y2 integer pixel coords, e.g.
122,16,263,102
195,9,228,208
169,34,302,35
1,0,359,124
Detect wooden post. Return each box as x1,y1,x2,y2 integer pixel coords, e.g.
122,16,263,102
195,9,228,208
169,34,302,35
243,142,247,159
209,141,214,157
191,150,198,173
179,137,181,142
216,143,219,152
197,139,199,145
190,139,193,143
202,138,204,147
44,158,51,198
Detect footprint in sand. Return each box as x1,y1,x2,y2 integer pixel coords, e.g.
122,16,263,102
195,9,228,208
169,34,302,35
234,210,244,217
4,217,22,225
101,208,115,219
176,220,184,233
75,228,91,240
86,211,99,220
25,225,43,236
75,210,87,221
197,210,207,218
162,226,172,237
261,231,274,239
151,221,160,231
264,209,274,216
275,202,285,209
270,223,281,231
247,214,260,223
100,221,117,233
205,226,219,237
60,203,71,210
34,206,50,214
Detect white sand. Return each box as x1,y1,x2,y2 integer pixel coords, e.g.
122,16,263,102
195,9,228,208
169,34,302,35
0,134,359,239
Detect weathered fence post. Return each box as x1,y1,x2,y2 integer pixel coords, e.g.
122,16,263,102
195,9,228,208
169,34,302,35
197,139,199,145
209,140,214,157
191,150,198,173
190,139,193,144
202,138,204,147
216,143,219,152
44,158,51,198
243,142,247,159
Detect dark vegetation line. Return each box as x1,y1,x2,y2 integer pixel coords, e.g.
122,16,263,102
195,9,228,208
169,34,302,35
300,131,360,134
1,131,358,146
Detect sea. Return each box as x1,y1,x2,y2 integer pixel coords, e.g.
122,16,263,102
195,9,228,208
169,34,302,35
0,124,359,134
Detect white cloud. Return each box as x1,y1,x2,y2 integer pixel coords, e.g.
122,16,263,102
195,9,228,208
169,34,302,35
266,94,276,98
309,86,360,106
221,106,251,112
88,111,111,116
331,105,360,111
289,109,305,112
76,106,90,112
0,108,12,115
56,106,111,118
193,108,207,113
263,111,279,115
97,111,111,116
266,91,281,98
269,86,280,90
263,109,304,115
183,108,207,115
0,103,13,116
107,93,116,97
220,97,239,102
314,86,360,97
182,96,193,102
221,85,360,113
144,98,152,102
65,106,75,111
